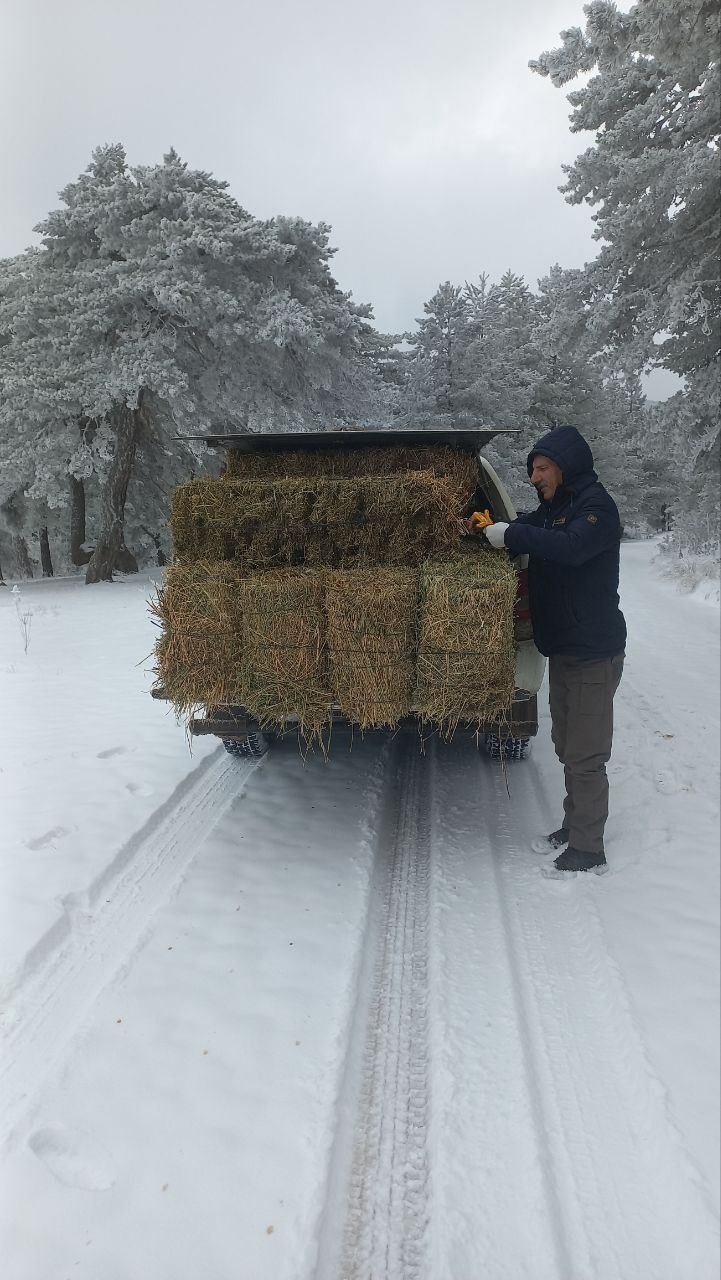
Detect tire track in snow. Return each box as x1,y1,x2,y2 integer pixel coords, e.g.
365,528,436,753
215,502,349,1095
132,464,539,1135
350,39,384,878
0,748,262,1150
429,742,569,1279
483,754,720,1279
315,735,432,1280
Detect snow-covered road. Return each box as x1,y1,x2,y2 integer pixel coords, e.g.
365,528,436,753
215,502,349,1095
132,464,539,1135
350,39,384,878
1,541,719,1279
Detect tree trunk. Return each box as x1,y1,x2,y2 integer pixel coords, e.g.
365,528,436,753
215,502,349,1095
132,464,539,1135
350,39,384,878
86,402,141,584
0,557,6,584
39,527,54,577
12,535,33,579
114,542,139,574
69,475,92,565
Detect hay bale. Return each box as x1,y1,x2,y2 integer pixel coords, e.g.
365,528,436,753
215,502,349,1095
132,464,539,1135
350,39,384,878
415,546,517,734
326,569,418,727
170,479,299,564
171,472,464,569
224,443,479,503
236,570,332,736
150,562,247,715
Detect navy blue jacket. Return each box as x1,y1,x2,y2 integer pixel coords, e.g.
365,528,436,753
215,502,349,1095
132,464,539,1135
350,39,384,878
504,426,627,659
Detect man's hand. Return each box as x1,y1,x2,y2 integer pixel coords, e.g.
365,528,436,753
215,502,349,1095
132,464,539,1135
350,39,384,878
483,521,509,549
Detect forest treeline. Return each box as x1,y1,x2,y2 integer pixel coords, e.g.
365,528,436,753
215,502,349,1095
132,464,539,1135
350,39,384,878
0,0,717,582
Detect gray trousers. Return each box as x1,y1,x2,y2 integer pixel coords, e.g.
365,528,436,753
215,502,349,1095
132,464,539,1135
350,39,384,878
548,654,625,855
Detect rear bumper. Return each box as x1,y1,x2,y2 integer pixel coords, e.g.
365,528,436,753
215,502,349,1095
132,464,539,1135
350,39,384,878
186,693,539,742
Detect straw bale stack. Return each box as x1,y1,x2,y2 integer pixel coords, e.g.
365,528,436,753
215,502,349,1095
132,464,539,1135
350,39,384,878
325,569,418,727
171,472,463,569
415,546,517,734
155,440,519,742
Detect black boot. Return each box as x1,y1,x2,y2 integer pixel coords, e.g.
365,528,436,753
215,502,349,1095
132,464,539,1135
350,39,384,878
542,846,608,878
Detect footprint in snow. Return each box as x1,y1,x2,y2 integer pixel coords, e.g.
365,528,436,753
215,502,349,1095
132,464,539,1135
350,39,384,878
97,746,126,759
125,781,155,797
28,1124,116,1191
25,826,69,851
654,770,688,795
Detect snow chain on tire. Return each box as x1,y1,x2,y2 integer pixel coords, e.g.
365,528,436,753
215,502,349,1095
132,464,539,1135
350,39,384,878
484,732,530,762
222,731,269,759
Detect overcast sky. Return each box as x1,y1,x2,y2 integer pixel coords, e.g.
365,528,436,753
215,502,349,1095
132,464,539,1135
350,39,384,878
1,0,677,395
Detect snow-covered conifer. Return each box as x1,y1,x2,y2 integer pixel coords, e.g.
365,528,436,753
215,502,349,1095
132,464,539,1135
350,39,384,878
405,283,469,419
0,146,387,581
532,0,719,548
531,0,720,378
461,271,542,429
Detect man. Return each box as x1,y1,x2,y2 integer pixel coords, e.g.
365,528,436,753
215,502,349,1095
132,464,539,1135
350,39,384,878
483,425,626,877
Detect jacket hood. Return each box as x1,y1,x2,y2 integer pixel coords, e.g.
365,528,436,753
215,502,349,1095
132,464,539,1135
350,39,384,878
526,425,597,493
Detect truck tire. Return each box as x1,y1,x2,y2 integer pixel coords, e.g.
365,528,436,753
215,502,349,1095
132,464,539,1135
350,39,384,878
483,732,531,762
222,730,269,759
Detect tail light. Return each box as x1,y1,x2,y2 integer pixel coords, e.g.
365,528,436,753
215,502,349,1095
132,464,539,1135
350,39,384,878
514,567,534,641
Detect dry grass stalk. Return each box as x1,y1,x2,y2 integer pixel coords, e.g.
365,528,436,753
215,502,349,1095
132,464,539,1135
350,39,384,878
325,569,419,727
171,471,465,568
415,547,517,735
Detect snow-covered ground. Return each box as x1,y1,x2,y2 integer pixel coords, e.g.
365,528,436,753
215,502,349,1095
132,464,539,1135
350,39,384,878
1,540,719,1279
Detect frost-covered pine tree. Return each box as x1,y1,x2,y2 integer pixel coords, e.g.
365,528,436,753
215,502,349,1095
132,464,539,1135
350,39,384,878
1,147,279,580
230,214,390,432
531,0,720,551
461,271,542,428
0,146,386,582
531,263,652,522
405,282,469,419
651,371,720,553
405,271,544,446
531,0,719,378
458,272,543,498
532,264,599,432
404,271,553,500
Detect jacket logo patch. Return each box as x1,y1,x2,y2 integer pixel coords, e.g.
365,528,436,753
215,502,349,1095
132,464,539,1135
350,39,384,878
587,514,598,524
552,516,566,526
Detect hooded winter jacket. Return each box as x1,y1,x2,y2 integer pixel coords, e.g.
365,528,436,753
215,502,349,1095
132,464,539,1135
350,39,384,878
503,425,626,659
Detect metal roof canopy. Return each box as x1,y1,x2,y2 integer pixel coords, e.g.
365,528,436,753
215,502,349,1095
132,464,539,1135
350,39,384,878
176,427,520,452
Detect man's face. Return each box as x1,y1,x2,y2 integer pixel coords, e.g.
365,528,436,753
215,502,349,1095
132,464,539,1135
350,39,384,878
530,455,563,502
